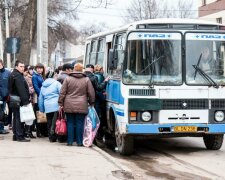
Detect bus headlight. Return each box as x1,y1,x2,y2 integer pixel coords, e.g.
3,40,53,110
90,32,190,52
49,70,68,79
215,111,225,122
141,112,151,122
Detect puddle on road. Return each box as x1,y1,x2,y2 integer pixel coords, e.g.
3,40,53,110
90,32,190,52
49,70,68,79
112,170,134,180
132,155,210,180
104,147,211,180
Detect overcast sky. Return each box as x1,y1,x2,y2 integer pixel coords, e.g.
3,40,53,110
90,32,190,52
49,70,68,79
76,0,199,29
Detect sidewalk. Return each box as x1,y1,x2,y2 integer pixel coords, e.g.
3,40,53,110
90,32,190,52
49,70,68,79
0,132,131,180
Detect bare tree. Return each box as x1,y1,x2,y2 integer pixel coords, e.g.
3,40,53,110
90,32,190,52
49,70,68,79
176,0,195,18
17,0,37,64
1,0,113,65
78,22,108,44
123,0,195,23
124,0,161,22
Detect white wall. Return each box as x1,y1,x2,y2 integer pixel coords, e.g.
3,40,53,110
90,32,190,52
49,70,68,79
64,41,85,59
199,10,225,24
207,0,217,4
198,0,217,7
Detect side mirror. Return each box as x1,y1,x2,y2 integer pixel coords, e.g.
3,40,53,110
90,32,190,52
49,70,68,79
108,48,121,70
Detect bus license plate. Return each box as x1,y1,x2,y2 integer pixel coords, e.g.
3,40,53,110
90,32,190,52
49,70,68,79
173,126,197,132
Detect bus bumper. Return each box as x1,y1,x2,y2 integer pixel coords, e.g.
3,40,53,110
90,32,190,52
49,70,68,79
126,124,225,134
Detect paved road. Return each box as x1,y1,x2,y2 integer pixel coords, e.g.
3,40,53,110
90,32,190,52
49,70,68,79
0,133,132,180
1,132,225,180
103,137,225,180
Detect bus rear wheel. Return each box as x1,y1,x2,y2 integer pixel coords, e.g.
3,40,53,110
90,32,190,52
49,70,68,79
115,122,134,155
203,134,224,150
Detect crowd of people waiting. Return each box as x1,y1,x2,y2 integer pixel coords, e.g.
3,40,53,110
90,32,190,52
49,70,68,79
0,59,108,146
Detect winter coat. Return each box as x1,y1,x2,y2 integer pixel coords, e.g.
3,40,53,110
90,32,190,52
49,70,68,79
94,72,105,84
24,74,34,95
0,67,10,100
84,71,107,92
9,69,30,106
32,71,44,96
57,72,68,84
58,71,95,114
38,78,62,113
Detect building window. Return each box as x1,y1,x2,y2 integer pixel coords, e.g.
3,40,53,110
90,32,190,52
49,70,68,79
217,17,222,24
202,0,206,6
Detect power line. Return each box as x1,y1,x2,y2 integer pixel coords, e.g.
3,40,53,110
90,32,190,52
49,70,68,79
76,9,225,18
79,6,225,12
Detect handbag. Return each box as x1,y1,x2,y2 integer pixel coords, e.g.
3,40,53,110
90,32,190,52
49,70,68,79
0,102,9,126
36,111,47,123
55,109,67,135
20,103,35,122
9,95,21,108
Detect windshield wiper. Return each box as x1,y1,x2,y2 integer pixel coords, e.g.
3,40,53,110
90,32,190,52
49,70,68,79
138,55,164,75
194,53,202,80
192,65,219,88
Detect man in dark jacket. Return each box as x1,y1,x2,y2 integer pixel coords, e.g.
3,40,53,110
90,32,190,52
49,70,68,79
57,63,73,84
9,60,30,142
84,64,108,92
0,59,10,134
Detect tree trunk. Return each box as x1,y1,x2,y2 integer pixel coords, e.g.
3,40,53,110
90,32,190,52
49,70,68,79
17,0,37,65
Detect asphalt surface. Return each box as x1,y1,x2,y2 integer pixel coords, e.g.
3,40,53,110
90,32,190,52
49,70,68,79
0,133,131,180
103,136,225,180
1,131,225,180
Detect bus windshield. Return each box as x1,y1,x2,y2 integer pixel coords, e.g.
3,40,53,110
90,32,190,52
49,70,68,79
123,32,182,85
186,33,225,86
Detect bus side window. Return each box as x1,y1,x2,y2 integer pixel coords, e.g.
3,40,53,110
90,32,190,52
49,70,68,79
85,43,91,65
96,38,105,66
113,33,126,76
90,40,98,65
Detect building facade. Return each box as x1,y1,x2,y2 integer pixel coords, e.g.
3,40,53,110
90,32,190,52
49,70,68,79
199,0,225,24
50,40,85,68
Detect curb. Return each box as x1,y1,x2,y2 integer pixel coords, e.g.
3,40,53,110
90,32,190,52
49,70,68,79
92,145,131,172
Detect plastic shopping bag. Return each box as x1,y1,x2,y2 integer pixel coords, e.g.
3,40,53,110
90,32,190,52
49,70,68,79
83,107,100,147
20,103,35,123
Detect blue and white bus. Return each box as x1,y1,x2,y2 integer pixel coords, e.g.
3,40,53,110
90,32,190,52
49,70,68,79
84,19,225,155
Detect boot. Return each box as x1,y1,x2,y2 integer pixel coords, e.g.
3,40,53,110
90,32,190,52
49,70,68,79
29,132,36,139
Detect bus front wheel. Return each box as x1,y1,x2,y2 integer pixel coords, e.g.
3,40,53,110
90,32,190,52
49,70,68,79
115,122,134,155
203,134,224,150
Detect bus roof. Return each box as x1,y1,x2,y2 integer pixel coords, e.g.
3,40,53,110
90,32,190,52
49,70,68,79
87,18,225,40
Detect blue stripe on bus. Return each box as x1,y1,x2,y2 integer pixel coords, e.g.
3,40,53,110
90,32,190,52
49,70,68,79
126,124,225,134
116,111,124,116
106,80,124,105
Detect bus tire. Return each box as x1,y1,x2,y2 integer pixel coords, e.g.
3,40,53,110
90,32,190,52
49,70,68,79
203,134,224,150
104,132,116,149
115,122,134,155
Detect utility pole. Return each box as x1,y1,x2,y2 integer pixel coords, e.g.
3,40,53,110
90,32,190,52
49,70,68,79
4,0,11,68
37,0,48,66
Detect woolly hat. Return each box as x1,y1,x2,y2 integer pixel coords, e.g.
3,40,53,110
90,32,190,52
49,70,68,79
74,63,83,72
46,70,55,78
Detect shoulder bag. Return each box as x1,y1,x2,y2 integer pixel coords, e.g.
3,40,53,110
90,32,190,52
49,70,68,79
9,95,21,108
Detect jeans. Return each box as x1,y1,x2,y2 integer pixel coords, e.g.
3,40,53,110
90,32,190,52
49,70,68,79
0,122,4,132
66,113,86,145
0,102,5,132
